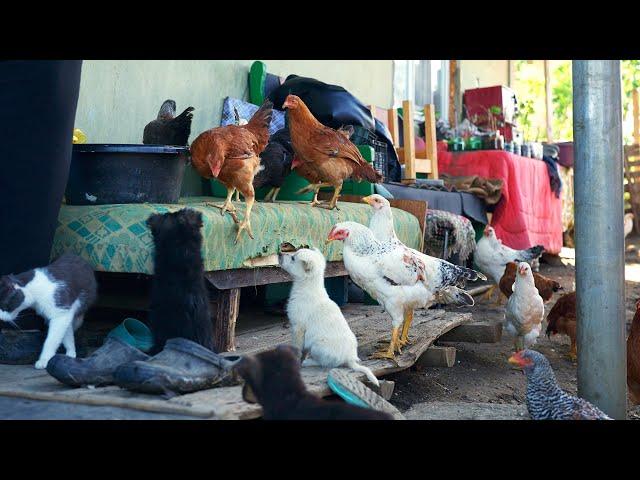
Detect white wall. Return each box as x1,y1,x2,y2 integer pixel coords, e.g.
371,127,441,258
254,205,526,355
74,60,394,194
459,60,510,91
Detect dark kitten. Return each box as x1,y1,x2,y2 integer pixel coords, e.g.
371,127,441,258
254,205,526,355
0,253,97,369
235,345,393,420
146,208,215,353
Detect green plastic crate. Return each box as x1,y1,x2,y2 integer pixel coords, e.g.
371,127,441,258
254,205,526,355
210,170,313,202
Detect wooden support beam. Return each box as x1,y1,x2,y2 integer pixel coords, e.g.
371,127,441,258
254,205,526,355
544,60,554,142
633,88,639,146
424,104,439,179
449,60,457,125
439,321,503,344
211,288,240,352
414,345,457,369
402,100,417,181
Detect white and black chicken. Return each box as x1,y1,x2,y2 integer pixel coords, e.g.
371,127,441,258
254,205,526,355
474,225,544,304
327,220,482,360
505,262,544,351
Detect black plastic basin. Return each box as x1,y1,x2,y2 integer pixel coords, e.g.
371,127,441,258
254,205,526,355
65,144,189,205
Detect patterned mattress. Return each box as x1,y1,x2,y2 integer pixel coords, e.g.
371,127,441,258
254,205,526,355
51,197,422,274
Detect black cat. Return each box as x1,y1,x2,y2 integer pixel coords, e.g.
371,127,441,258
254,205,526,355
146,208,214,353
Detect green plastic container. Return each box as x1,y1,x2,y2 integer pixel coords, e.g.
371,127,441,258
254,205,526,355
210,170,313,202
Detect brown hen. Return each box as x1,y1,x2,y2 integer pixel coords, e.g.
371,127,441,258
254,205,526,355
282,95,382,209
545,291,577,361
499,262,562,303
628,299,640,404
190,101,273,242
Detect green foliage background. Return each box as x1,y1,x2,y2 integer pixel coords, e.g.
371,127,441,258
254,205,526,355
513,60,640,143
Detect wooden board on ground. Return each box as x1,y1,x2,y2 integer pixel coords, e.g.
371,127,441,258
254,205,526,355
0,305,471,420
404,401,529,420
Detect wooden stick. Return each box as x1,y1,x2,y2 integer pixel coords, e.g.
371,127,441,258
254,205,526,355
633,88,639,146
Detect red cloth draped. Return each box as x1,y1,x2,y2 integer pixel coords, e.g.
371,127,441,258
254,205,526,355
438,150,563,254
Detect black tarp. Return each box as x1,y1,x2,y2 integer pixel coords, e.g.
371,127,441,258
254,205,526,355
268,75,402,182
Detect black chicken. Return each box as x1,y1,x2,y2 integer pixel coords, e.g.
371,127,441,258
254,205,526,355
143,100,194,146
253,127,294,202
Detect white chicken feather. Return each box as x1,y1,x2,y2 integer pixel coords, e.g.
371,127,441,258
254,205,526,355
504,262,544,351
474,225,545,285
327,219,480,360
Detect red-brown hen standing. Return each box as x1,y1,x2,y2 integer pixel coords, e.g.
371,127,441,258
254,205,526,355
282,95,382,209
628,299,640,405
190,101,273,242
545,291,577,362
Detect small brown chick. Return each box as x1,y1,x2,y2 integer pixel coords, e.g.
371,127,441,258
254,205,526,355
499,262,562,303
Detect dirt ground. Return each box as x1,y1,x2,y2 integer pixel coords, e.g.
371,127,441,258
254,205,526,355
388,235,640,419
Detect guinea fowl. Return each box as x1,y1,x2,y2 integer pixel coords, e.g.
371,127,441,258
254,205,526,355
253,128,294,202
143,100,194,146
509,349,611,420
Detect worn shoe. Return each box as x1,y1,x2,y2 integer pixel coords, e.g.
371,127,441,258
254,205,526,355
113,337,241,395
46,337,150,387
0,329,45,365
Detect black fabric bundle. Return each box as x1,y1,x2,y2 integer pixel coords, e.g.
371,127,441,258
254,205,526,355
268,75,402,182
541,155,562,198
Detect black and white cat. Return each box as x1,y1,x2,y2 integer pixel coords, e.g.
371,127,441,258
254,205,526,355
0,253,97,369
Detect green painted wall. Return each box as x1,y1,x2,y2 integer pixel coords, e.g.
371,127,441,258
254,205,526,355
74,60,394,195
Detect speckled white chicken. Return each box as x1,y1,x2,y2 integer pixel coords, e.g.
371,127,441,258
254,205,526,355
327,220,481,360
504,262,544,351
362,194,485,303
474,225,544,303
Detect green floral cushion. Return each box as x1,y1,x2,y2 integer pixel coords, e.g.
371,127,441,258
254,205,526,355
52,197,422,273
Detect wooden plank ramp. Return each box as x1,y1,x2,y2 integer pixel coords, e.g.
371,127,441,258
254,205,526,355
0,305,471,420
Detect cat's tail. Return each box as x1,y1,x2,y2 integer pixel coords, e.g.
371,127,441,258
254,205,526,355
346,359,380,387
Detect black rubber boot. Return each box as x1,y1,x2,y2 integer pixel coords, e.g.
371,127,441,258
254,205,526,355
0,329,45,365
113,337,241,395
46,337,150,387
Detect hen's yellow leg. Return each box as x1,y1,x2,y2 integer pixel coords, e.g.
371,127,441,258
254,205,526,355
371,327,400,360
234,196,255,243
314,184,342,210
480,285,496,303
234,190,241,202
399,310,414,347
269,187,281,202
207,188,238,223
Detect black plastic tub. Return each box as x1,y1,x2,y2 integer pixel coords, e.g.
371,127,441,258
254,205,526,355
65,144,189,205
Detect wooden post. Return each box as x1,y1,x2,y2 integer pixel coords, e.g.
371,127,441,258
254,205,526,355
402,100,417,181
388,108,400,147
212,288,240,352
544,60,554,142
633,88,639,146
449,60,457,125
424,104,439,179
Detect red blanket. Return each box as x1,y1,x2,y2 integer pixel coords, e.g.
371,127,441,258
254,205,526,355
438,150,563,254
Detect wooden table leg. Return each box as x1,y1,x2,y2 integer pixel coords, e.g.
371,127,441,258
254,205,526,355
212,288,240,352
